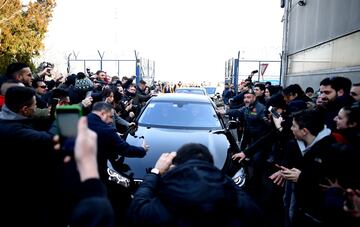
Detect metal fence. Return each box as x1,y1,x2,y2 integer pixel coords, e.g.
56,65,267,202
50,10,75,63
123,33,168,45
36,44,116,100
225,52,281,93
67,51,155,84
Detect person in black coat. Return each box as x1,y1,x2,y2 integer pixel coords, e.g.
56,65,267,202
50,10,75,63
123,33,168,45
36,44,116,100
87,101,149,226
0,87,116,227
269,109,339,227
87,101,149,181
68,116,116,227
128,143,264,227
0,86,61,226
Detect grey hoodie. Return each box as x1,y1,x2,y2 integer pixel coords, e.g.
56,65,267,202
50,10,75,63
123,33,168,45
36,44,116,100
0,105,28,121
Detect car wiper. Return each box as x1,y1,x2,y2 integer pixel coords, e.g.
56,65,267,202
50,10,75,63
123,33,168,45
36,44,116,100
209,129,225,134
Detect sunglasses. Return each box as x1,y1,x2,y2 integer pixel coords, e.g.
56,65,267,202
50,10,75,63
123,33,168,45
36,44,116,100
40,85,47,89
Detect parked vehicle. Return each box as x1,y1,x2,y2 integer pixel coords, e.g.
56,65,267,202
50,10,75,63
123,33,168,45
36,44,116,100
174,87,207,95
204,86,222,105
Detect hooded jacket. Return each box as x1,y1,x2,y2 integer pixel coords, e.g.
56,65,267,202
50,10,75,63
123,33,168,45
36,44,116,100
128,159,263,227
0,105,59,226
283,127,338,226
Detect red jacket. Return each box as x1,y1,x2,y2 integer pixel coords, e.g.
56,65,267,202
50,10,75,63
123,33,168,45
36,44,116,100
0,95,4,108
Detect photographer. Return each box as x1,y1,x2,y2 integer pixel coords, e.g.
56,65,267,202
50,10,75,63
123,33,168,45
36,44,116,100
121,84,141,119
101,88,135,133
36,62,53,79
135,80,152,111
242,70,257,89
35,62,63,90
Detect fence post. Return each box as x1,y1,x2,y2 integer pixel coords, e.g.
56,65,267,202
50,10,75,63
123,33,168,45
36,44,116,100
97,50,105,70
67,53,72,74
233,51,240,95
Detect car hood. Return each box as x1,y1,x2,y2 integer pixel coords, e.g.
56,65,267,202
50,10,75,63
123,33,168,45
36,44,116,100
122,125,232,179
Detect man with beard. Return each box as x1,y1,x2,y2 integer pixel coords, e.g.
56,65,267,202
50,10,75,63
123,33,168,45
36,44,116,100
318,77,353,130
220,90,272,212
1,62,33,87
350,83,360,102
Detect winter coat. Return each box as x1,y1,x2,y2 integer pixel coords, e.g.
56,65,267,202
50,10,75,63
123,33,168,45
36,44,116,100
0,105,60,226
87,113,146,182
128,159,264,227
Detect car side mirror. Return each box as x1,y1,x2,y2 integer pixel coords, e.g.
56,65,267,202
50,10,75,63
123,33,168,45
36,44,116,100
128,124,138,136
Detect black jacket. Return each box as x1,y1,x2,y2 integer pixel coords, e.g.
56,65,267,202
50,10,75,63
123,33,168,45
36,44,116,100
283,131,339,226
128,159,264,227
0,106,60,226
70,179,116,227
87,113,146,181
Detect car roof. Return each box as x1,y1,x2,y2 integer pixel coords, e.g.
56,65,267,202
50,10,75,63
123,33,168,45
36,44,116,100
175,87,207,95
150,93,211,103
203,86,217,91
176,87,206,90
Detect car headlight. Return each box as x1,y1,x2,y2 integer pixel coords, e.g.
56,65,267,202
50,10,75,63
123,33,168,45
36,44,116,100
232,167,246,187
107,168,131,188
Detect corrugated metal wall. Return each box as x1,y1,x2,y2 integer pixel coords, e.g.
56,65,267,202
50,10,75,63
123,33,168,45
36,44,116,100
288,0,360,54
283,0,360,89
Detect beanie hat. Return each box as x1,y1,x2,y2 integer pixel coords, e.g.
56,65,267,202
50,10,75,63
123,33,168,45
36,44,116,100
75,76,93,91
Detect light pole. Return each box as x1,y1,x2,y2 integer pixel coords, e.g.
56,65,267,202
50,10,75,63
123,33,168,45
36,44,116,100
233,51,240,95
134,50,141,84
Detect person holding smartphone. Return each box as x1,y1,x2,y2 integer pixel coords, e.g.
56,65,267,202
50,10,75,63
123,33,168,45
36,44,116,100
67,117,116,227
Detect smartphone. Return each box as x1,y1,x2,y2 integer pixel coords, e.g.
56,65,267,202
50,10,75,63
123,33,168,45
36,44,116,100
85,90,92,98
56,105,83,155
268,106,281,118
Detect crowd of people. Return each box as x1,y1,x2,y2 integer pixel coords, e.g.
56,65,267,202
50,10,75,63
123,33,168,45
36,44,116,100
220,76,360,227
0,61,359,227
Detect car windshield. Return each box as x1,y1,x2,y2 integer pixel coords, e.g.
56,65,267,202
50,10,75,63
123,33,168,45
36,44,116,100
138,101,222,129
175,89,205,95
204,87,216,95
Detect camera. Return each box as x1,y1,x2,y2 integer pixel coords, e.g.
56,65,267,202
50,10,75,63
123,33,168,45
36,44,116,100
247,70,258,81
38,62,54,77
40,62,54,69
94,80,108,86
86,68,92,76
